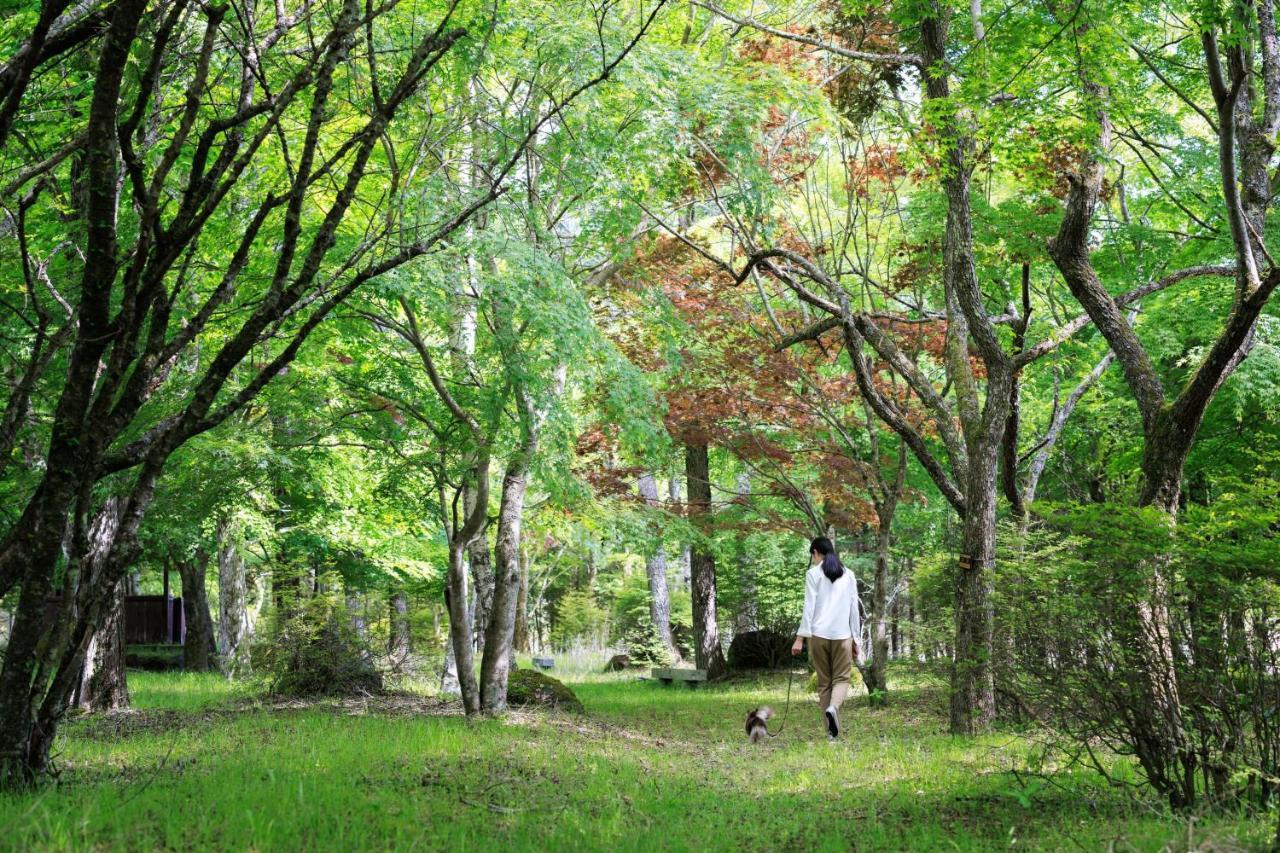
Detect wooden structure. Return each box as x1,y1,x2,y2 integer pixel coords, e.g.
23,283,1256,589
124,595,185,645
652,667,707,688
46,564,185,646
532,656,555,670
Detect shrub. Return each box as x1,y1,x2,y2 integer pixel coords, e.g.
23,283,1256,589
256,593,383,698
727,629,797,670
550,588,608,650
998,484,1280,812
608,570,693,656
621,623,672,667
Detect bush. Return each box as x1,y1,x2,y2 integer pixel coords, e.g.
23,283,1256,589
256,594,384,698
507,669,584,713
727,629,798,670
621,623,671,667
998,485,1280,812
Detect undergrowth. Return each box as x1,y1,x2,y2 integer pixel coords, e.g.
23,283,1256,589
0,667,1271,851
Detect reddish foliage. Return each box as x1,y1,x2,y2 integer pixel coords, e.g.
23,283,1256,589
600,234,899,528
847,145,907,197
737,28,827,88
573,423,646,499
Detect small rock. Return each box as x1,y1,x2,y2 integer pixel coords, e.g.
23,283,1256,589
603,653,633,672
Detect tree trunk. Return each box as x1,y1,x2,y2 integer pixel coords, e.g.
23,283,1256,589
1134,476,1193,808
733,471,757,635
74,582,129,712
950,457,999,734
902,568,915,660
513,550,531,654
0,468,157,787
918,0,1014,737
445,542,479,713
346,590,369,652
178,555,216,672
479,461,529,712
440,636,460,696
467,523,493,652
637,473,676,655
71,500,130,712
217,516,250,676
389,592,411,666
865,524,892,699
890,595,900,658
441,446,491,714
668,476,691,589
684,441,726,679
0,577,57,785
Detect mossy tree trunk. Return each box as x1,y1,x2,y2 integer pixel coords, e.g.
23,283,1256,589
178,551,216,672
684,440,726,680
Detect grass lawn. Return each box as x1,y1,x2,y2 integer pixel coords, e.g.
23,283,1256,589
0,665,1272,851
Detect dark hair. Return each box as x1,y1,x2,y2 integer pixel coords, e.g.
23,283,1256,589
809,536,844,582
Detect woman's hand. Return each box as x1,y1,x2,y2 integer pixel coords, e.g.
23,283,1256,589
791,636,804,656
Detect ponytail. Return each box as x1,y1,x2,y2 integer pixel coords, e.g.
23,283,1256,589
821,552,844,582
809,536,845,582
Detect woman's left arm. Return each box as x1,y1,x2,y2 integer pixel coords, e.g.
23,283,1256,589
849,574,862,658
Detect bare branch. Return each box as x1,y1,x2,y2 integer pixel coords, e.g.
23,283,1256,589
691,1,922,68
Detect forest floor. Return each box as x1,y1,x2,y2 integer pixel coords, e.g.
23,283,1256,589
0,665,1272,851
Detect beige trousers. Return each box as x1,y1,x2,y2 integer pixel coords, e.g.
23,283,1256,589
809,636,853,711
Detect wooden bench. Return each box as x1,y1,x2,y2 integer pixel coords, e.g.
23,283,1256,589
652,667,707,688
532,656,555,670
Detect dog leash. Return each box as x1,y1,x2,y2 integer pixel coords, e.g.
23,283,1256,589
765,664,801,738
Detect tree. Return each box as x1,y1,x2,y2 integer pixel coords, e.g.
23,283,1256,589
0,0,664,785
688,0,1237,734
1041,0,1280,807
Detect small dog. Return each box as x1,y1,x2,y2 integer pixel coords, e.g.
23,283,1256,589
745,706,773,743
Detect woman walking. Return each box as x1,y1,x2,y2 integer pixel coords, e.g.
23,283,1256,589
791,536,861,739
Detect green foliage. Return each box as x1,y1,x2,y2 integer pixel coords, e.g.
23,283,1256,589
716,532,807,632
608,568,690,638
996,477,1280,808
550,588,609,650
620,623,672,667
255,580,384,698
3,0,1280,831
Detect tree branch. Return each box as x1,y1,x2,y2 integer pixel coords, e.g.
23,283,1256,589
691,1,923,68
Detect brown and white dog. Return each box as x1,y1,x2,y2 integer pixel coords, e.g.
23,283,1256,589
745,706,773,743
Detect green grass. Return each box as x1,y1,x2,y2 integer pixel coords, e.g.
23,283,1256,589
122,670,256,711
0,667,1272,851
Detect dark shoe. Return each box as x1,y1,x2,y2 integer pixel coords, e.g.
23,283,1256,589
825,706,839,738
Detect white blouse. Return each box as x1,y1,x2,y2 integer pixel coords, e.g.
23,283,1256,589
796,564,861,643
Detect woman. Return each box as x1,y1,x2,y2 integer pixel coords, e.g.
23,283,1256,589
791,536,861,739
